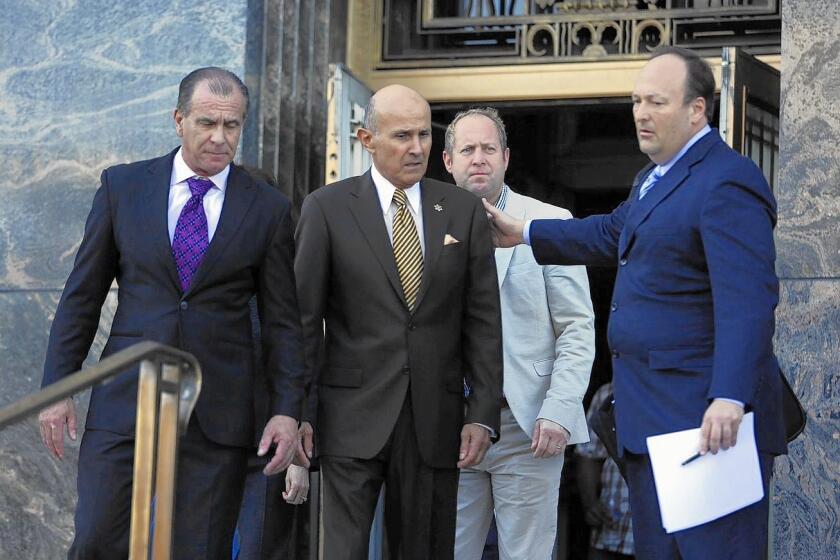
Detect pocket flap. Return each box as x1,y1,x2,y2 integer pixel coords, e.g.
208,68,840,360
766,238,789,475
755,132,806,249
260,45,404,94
320,367,362,388
648,347,712,370
533,358,554,377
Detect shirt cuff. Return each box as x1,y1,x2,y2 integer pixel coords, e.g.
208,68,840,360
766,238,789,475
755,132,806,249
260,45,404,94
472,423,497,439
714,397,745,408
523,219,533,246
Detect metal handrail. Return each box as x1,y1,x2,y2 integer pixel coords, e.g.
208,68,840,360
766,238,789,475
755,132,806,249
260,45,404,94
0,341,201,432
0,341,203,560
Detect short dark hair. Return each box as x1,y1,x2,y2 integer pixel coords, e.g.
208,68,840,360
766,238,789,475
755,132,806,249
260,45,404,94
649,46,715,122
176,67,249,117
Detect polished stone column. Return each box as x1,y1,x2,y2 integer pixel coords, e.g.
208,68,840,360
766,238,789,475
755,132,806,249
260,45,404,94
773,1,840,557
242,0,348,215
0,2,248,557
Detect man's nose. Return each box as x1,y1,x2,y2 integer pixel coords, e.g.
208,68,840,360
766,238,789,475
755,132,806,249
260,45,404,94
210,124,225,144
408,135,422,155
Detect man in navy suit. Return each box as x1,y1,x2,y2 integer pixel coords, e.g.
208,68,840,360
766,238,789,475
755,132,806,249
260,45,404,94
483,46,786,559
37,67,307,559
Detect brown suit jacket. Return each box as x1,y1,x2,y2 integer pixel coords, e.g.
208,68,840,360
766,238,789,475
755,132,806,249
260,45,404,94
294,171,502,468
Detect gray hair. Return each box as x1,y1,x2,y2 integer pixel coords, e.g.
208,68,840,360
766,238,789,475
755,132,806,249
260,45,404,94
176,67,249,117
363,96,377,132
444,107,507,155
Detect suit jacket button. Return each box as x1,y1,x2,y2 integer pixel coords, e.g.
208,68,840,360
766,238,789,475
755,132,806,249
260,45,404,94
611,303,618,312
402,366,410,375
180,301,188,310
611,350,619,359
408,321,415,331
620,258,627,266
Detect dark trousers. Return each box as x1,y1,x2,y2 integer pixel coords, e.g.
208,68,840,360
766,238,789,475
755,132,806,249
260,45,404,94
237,455,313,560
321,397,459,560
624,451,773,560
69,420,248,559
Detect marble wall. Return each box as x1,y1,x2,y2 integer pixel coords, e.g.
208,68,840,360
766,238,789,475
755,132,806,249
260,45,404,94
0,1,247,557
774,1,840,559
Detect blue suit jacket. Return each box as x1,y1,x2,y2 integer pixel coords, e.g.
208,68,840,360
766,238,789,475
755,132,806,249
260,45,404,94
42,149,305,447
530,131,787,456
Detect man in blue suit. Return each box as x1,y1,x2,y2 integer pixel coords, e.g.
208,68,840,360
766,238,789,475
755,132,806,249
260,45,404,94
37,67,307,559
483,46,786,559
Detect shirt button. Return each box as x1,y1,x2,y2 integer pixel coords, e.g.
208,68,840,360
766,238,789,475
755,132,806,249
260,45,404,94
180,301,189,310
620,258,627,266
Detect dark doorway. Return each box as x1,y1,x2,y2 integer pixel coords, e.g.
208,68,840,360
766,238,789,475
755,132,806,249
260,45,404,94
428,99,646,560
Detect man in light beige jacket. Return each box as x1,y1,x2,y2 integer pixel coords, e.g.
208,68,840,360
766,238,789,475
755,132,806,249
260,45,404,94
443,107,595,559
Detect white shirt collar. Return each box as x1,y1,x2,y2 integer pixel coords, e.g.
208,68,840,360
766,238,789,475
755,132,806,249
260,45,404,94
370,164,422,216
655,124,712,177
171,147,230,192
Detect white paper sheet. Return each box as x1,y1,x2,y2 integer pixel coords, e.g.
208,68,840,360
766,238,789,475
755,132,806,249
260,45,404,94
646,412,763,533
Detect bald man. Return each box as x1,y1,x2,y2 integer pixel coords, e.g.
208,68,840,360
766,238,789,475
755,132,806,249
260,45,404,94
295,85,502,559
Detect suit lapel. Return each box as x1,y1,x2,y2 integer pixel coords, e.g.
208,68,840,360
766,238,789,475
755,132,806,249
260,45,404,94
143,150,181,292
185,164,257,295
494,189,524,288
619,132,719,258
347,172,406,306
413,180,448,312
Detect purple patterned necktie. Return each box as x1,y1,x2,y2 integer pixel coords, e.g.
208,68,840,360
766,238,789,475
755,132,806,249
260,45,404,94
172,176,214,291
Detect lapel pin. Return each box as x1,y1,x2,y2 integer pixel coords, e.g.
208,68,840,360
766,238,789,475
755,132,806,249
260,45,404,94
434,204,443,212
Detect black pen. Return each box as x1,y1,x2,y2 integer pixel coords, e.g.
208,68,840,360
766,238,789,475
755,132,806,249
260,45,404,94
681,451,703,466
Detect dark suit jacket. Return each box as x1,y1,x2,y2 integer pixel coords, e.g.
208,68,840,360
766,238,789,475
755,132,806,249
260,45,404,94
294,172,502,469
42,149,305,448
529,131,787,456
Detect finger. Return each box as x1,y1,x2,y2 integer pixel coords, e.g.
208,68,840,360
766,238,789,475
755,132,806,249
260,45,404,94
263,444,290,476
257,429,274,457
50,422,65,460
699,419,711,455
709,422,722,454
458,430,471,462
293,443,311,468
302,430,314,458
458,434,481,468
67,405,78,441
531,423,542,452
721,422,733,451
533,431,552,458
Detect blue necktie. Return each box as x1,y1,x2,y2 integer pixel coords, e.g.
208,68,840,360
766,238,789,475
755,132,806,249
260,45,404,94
638,168,662,200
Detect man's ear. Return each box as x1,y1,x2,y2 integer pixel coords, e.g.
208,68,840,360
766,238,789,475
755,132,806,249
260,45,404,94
173,109,184,138
357,127,374,152
690,97,707,126
442,150,453,173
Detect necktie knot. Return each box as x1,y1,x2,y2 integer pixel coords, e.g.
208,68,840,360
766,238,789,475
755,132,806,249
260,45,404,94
187,176,214,198
392,187,408,209
638,168,663,200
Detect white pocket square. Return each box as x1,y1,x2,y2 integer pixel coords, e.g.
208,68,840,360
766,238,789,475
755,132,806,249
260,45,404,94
443,234,460,246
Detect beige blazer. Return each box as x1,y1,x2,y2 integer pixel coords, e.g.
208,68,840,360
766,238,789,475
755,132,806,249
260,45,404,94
496,189,595,444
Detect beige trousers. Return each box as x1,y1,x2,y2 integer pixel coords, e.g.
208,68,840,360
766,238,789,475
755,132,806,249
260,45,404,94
455,407,565,560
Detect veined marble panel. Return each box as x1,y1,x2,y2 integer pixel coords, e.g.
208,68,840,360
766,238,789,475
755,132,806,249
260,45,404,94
0,0,248,290
777,0,840,278
772,279,840,559
0,290,116,558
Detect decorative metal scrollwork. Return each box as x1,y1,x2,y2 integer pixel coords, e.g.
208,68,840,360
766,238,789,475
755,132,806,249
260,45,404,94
380,1,779,66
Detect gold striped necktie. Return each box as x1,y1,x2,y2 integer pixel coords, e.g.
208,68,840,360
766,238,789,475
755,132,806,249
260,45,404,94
392,187,424,310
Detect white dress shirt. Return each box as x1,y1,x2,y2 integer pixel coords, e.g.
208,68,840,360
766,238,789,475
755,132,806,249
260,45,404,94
370,164,425,254
168,148,229,243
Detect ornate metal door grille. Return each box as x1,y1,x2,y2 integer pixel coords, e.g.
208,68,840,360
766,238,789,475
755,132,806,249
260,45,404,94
380,1,780,67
